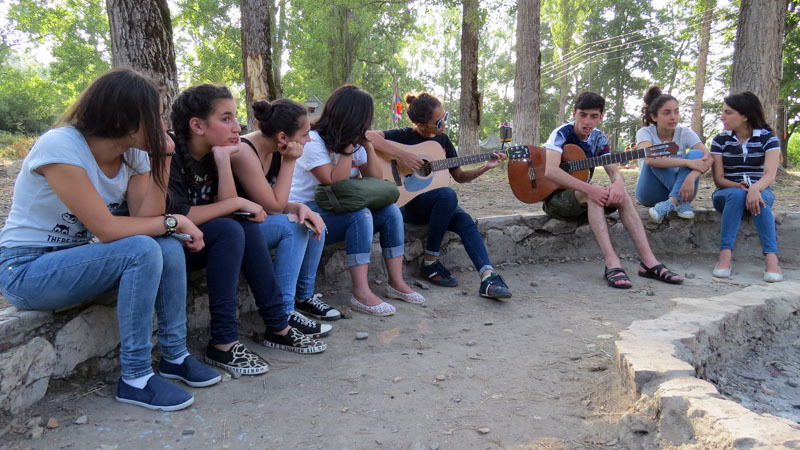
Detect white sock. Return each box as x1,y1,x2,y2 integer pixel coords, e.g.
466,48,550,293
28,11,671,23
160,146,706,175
123,373,154,389
163,354,187,365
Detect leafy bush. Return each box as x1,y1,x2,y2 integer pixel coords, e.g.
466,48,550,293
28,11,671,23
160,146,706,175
0,62,67,135
0,131,36,160
789,133,800,168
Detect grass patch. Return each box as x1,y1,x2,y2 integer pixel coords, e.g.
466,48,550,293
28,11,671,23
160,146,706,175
0,132,35,160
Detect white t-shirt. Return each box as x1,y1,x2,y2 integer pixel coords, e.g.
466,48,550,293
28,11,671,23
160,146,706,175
288,130,368,203
635,125,702,169
0,126,150,248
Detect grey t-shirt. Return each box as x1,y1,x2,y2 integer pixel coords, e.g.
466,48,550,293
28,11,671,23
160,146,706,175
0,126,150,248
635,125,701,169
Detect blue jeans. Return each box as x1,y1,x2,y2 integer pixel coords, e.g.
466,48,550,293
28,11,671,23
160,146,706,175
712,187,778,254
0,236,189,380
402,187,493,275
186,218,288,345
635,149,704,206
260,214,324,316
306,201,404,267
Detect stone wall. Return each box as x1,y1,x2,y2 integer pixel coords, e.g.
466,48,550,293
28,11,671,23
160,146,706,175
1,209,798,415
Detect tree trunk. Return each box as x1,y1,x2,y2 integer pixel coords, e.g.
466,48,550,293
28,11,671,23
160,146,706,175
271,0,286,97
458,0,480,155
730,0,787,127
513,0,541,146
776,105,789,167
691,0,715,141
241,0,277,132
106,0,178,125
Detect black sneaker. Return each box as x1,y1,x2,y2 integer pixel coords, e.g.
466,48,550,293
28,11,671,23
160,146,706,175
205,342,269,376
263,327,327,354
479,273,512,300
420,260,459,287
295,294,341,321
288,311,332,338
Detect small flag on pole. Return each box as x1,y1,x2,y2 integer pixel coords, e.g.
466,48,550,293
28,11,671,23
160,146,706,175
392,93,403,122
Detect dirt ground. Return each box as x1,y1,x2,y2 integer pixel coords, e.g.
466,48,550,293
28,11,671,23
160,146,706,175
1,161,799,449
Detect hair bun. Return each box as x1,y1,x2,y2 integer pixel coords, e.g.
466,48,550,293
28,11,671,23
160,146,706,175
643,86,663,106
252,100,273,121
404,93,416,105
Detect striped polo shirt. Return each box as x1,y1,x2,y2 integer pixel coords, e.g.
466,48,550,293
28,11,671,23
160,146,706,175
709,128,779,183
544,122,610,181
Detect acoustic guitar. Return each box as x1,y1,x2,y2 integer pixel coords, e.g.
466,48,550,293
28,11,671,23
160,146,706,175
376,140,530,206
507,142,679,204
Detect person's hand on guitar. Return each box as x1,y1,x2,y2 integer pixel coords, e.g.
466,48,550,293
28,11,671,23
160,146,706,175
397,148,424,171
482,152,507,170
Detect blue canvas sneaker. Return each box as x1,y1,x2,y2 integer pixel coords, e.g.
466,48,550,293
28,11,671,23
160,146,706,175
115,375,194,411
648,199,675,223
159,355,222,388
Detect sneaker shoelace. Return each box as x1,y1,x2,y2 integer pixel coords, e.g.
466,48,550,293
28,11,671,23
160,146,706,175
306,294,331,312
291,312,318,329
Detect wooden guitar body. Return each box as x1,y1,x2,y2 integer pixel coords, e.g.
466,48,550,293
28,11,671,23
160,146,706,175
375,141,450,207
508,144,589,204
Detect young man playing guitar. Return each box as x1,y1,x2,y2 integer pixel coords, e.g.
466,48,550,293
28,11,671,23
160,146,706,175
543,92,682,289
367,91,512,300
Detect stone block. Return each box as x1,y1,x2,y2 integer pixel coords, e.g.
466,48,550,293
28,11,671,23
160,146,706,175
0,307,53,353
53,305,120,378
0,336,56,413
507,224,533,243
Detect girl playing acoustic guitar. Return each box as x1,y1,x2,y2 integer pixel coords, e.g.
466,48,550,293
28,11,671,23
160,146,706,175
367,91,512,300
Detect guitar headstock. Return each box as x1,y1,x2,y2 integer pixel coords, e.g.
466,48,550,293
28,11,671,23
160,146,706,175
645,141,679,158
506,145,530,160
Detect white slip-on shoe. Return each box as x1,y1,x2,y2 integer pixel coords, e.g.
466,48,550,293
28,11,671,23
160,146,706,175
764,271,784,283
712,263,731,278
349,296,396,316
384,285,425,304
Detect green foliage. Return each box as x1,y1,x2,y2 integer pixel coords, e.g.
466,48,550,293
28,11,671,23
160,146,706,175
0,132,36,160
8,0,110,98
781,2,800,140
788,133,800,168
0,58,65,134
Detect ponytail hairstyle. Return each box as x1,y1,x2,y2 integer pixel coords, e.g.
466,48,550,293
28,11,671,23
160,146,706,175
252,98,308,138
170,84,234,152
723,91,772,132
311,85,373,155
60,67,168,189
641,86,677,126
405,91,442,125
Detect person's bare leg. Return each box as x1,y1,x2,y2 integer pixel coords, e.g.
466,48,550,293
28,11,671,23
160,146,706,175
577,191,630,288
349,264,383,306
385,255,414,293
716,248,733,270
765,252,781,274
617,193,682,282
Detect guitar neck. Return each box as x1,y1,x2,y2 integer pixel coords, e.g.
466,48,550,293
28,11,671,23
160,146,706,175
429,152,497,172
564,148,647,172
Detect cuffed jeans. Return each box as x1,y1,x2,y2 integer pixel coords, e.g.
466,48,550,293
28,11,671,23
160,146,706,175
712,187,778,254
402,187,493,275
0,236,189,380
306,201,404,267
260,214,324,316
635,149,704,206
187,218,288,345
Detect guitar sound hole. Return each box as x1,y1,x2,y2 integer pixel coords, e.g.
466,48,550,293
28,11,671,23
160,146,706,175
415,161,433,177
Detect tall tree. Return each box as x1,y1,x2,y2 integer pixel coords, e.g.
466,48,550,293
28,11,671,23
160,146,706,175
730,0,787,127
459,0,481,155
691,0,716,141
270,0,287,97
776,1,800,167
514,0,542,145
241,0,277,131
106,0,178,122
543,0,585,124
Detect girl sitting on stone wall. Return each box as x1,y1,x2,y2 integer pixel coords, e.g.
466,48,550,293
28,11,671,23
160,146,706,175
0,68,220,411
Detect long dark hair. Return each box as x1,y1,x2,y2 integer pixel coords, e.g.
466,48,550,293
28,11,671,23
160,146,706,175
60,67,167,188
724,91,772,132
641,86,677,126
252,98,308,137
405,91,441,125
170,84,234,152
311,85,373,155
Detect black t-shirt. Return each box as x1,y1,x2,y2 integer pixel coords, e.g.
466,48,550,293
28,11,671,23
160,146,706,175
166,145,218,215
382,127,458,170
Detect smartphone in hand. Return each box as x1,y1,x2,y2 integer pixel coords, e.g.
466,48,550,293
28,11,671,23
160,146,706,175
233,211,254,219
303,219,319,234
171,232,193,242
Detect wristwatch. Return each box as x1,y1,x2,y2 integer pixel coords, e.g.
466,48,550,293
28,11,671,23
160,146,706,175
163,214,178,236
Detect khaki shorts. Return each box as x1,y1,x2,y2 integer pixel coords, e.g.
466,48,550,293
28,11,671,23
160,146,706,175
542,189,617,222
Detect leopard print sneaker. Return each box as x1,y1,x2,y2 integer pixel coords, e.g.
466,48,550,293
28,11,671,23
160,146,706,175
205,342,269,375
262,327,327,354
